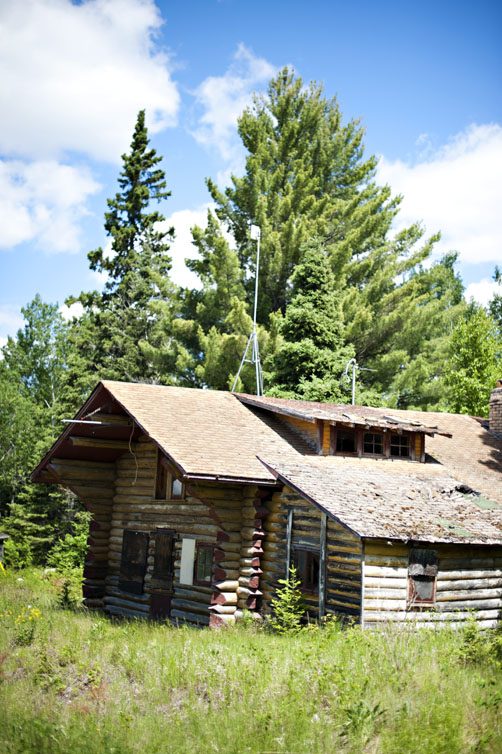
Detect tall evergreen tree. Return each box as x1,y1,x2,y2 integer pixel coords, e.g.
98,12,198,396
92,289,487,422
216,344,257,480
0,298,78,563
169,68,460,403
267,241,354,401
68,110,175,390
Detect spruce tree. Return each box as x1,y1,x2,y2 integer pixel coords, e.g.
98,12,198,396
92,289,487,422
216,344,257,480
68,110,175,387
267,241,354,401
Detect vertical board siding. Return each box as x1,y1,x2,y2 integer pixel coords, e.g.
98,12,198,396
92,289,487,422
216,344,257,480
363,541,502,628
263,485,363,622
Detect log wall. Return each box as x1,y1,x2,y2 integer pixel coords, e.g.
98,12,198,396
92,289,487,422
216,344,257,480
362,540,502,628
50,457,116,609
262,486,362,622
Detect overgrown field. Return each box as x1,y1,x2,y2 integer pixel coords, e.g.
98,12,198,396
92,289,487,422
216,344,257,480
1,568,501,754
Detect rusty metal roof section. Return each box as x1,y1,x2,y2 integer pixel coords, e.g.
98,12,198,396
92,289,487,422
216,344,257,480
235,394,453,436
260,455,502,545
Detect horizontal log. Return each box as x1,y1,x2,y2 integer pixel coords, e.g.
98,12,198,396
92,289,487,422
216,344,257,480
170,610,210,626
106,605,149,620
365,554,408,567
210,614,236,627
364,589,407,599
104,596,150,612
437,578,502,591
364,578,408,589
237,586,262,598
207,604,237,614
170,599,209,616
363,609,502,622
214,580,239,591
436,591,502,602
364,543,409,557
438,569,502,581
174,585,213,599
365,565,407,578
210,591,238,606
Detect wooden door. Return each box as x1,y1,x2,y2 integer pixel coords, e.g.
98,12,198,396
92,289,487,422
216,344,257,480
150,530,175,620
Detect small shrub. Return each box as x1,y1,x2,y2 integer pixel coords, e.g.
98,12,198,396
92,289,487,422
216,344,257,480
269,566,306,633
47,511,91,572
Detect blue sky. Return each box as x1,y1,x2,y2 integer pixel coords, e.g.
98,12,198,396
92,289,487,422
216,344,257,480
0,0,501,346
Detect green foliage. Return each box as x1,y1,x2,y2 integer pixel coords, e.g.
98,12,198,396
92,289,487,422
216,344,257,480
68,110,176,387
267,240,354,401
1,570,502,753
445,304,502,416
489,265,502,337
269,565,306,633
47,511,91,573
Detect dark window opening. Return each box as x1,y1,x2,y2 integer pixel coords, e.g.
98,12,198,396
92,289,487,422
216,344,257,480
293,548,319,593
408,548,438,606
153,530,174,579
155,453,168,500
336,430,356,454
390,434,410,458
118,530,149,594
364,432,383,455
194,543,214,585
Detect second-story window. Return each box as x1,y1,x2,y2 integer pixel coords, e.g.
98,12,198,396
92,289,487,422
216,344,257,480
363,432,383,455
390,434,410,457
336,429,356,454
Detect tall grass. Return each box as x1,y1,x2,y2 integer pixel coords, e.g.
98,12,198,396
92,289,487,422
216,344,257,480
1,568,501,753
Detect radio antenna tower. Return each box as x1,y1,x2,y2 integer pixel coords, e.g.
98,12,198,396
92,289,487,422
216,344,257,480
232,225,264,396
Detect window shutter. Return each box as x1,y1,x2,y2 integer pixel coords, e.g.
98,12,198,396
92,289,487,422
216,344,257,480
119,530,149,594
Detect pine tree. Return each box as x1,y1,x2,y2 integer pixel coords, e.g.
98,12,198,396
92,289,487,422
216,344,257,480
68,110,175,386
267,241,354,401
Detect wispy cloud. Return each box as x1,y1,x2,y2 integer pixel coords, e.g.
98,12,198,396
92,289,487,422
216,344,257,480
377,124,502,265
0,160,100,253
191,44,277,170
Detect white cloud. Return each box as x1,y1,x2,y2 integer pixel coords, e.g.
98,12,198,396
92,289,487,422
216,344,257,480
465,278,501,308
159,206,213,289
59,301,84,321
377,124,502,265
0,160,100,253
0,0,180,163
192,43,277,167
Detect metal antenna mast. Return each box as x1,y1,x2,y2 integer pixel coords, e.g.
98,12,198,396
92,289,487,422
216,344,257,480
232,225,264,396
342,358,376,405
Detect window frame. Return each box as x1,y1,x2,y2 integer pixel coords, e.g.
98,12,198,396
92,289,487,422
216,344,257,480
193,542,215,586
407,548,439,608
390,433,410,459
154,450,185,501
362,431,384,457
293,547,320,594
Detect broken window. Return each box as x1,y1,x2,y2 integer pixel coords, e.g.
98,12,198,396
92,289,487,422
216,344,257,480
118,530,149,594
293,548,320,593
336,429,356,454
408,548,438,606
390,434,410,458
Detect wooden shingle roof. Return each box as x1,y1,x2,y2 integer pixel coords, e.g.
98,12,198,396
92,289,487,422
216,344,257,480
261,455,502,545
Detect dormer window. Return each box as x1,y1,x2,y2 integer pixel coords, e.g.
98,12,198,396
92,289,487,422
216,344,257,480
336,429,356,454
390,434,410,458
363,432,383,455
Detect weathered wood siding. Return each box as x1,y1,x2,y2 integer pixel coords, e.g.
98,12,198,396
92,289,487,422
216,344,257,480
262,485,362,622
50,458,115,609
362,540,502,628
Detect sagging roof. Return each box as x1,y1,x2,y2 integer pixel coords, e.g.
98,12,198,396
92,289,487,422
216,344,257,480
261,455,502,545
236,394,452,437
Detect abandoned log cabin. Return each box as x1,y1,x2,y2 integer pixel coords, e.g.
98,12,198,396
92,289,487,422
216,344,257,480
32,380,502,628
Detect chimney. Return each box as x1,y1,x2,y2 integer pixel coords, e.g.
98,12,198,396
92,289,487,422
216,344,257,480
489,379,502,434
